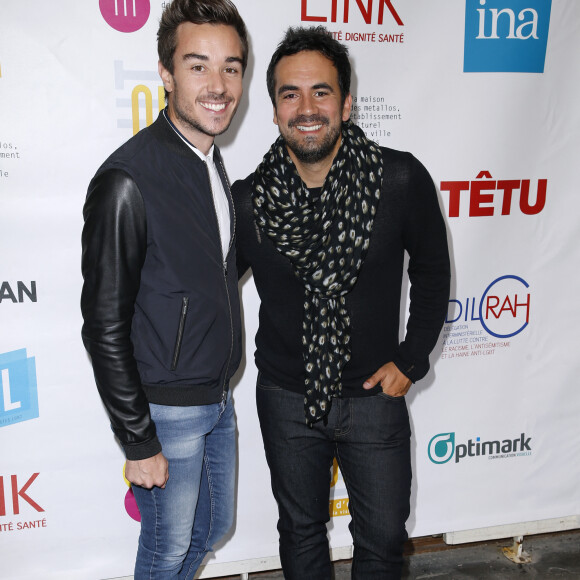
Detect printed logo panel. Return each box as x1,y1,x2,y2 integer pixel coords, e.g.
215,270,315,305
464,0,552,73
0,282,37,305
441,274,531,362
301,0,403,25
0,472,46,534
428,431,532,464
300,0,405,46
114,61,164,136
441,171,547,218
0,349,38,428
100,0,151,33
123,463,141,522
428,433,456,464
329,458,350,517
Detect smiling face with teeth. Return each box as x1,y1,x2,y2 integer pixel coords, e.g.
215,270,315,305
159,22,244,154
273,50,352,177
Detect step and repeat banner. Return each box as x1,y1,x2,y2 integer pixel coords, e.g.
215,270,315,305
1,1,579,578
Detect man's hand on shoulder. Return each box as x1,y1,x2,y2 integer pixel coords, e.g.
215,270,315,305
363,362,412,398
125,452,169,489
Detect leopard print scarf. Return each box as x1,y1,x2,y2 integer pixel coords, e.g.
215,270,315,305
252,121,383,425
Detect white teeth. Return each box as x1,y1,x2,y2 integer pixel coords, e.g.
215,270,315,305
297,124,322,132
203,102,227,111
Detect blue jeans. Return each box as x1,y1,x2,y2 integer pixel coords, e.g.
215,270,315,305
257,375,411,580
132,391,235,580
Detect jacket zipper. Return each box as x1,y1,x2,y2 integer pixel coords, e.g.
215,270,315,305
205,158,235,402
170,297,189,371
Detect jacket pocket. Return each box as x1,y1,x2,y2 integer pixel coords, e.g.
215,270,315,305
170,297,189,371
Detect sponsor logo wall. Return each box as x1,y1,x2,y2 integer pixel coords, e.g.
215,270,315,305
1,1,579,578
464,0,552,72
428,431,532,465
0,349,38,427
100,0,151,32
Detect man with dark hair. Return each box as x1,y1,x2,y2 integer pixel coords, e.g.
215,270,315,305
81,0,247,577
233,26,450,579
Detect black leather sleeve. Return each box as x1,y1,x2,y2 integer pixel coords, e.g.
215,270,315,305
81,168,162,460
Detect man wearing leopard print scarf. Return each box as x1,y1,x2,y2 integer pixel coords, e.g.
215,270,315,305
233,26,450,580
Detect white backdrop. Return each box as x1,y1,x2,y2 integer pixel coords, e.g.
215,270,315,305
1,1,579,578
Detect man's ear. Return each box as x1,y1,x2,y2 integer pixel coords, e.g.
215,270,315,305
158,61,173,95
342,93,353,122
273,105,279,126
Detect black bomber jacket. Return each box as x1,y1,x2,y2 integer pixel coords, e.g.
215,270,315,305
81,112,242,460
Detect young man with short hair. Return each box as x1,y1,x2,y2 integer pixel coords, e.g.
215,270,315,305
81,1,248,577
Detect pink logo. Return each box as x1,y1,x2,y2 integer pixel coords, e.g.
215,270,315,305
99,0,151,33
122,463,141,522
124,487,141,522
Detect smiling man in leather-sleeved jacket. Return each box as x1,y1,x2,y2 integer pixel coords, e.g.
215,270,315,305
80,1,247,577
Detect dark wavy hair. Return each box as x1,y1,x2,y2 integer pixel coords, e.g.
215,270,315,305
158,0,249,75
266,26,351,107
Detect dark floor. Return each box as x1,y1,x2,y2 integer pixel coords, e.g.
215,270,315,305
234,530,580,579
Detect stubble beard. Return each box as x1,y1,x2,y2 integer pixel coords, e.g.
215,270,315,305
283,115,342,164
172,83,237,139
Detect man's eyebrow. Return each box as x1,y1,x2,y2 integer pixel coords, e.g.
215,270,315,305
277,84,299,96
277,82,334,96
312,82,334,92
182,53,243,66
225,56,244,66
183,53,208,62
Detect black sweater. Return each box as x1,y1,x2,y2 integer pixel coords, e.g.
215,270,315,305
232,147,450,397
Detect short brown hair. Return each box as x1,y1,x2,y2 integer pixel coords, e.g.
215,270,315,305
158,0,249,75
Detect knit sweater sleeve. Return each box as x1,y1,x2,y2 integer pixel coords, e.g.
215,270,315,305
392,154,451,382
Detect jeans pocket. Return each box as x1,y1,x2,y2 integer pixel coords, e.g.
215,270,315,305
377,392,406,403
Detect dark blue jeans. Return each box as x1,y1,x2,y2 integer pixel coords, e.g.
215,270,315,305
257,375,411,580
